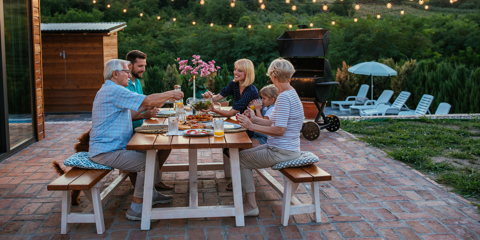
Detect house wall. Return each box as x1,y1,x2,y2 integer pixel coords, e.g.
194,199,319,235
32,0,44,140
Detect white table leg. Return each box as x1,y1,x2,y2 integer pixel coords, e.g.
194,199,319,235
312,182,321,223
61,191,71,234
141,150,156,230
229,148,245,226
189,149,198,208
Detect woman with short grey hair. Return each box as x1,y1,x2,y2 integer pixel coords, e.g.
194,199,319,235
237,58,304,216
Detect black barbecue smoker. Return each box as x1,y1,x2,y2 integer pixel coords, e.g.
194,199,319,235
276,28,340,140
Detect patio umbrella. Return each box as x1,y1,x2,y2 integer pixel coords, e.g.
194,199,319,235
348,61,397,99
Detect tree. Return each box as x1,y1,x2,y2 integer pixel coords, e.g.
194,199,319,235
143,66,165,95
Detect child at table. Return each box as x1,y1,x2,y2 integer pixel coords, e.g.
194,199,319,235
250,84,278,145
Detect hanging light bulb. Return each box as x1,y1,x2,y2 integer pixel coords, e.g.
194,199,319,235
173,17,176,21
400,9,405,14
355,3,360,10
286,0,290,3
200,0,205,5
259,0,263,3
323,3,328,11
419,0,424,5
310,22,313,27
92,0,96,4
231,1,235,7
123,8,127,13
157,15,161,20
288,23,292,28
331,20,335,25
268,24,272,29
354,17,358,22
140,12,143,17
210,22,214,27
425,5,429,9
377,14,381,19
449,0,453,3
312,0,316,2
292,4,297,11
229,23,232,28
387,1,392,8
248,24,252,29
192,20,196,25
107,4,111,8
261,3,265,9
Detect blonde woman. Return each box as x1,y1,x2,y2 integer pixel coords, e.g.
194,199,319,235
237,58,303,216
202,58,259,118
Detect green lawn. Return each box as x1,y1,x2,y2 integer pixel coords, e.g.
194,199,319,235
341,118,480,202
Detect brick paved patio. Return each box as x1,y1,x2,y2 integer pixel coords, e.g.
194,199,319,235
0,121,479,239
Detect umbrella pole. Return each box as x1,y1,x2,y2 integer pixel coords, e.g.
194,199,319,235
371,75,373,99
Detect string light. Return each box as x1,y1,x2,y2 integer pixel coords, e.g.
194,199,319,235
331,20,335,25
200,0,205,5
310,22,313,27
210,22,214,27
157,15,161,20
248,24,252,28
400,9,405,14
261,3,265,9
286,0,290,3
312,0,316,2
377,14,381,19
192,20,196,25
92,0,96,4
323,3,328,11
387,1,392,8
354,17,358,22
450,0,454,3
288,23,292,28
292,4,297,11
268,24,272,29
425,5,429,9
107,4,110,8
229,23,232,28
173,17,176,22
259,0,263,3
355,3,360,10
140,12,143,17
231,0,235,7
123,8,127,13
419,0,424,5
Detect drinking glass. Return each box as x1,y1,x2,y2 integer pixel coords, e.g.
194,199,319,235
213,118,224,137
248,104,255,111
168,116,179,134
176,104,186,122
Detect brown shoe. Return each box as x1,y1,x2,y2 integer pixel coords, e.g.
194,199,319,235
155,181,174,190
226,182,233,191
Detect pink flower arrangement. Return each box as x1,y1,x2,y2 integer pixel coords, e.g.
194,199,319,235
176,55,221,82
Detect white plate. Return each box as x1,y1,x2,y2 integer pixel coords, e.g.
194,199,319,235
157,110,175,116
184,129,213,137
224,123,241,129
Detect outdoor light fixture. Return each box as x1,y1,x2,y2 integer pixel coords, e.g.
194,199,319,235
286,0,290,4
210,22,213,27
140,12,143,17
377,14,381,19
425,5,429,9
268,24,272,29
229,23,232,28
354,17,358,22
331,20,335,25
107,4,110,8
200,0,205,5
289,23,292,28
192,20,196,25
123,8,127,13
248,24,252,28
173,17,176,21
419,0,424,5
310,22,313,27
387,1,392,8
323,3,328,11
355,3,360,10
259,0,263,3
401,9,405,14
157,15,161,20
92,0,96,4
230,1,235,7
312,0,316,2
450,0,454,3
292,4,297,11
261,3,265,9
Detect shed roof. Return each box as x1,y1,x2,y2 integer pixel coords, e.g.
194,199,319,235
41,22,127,33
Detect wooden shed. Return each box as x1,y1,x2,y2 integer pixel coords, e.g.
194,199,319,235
41,22,127,112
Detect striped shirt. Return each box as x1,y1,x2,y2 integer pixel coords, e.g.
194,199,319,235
89,80,146,158
267,89,304,152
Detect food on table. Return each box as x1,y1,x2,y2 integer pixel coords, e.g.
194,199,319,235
186,129,211,135
178,120,207,130
186,113,213,121
191,99,212,111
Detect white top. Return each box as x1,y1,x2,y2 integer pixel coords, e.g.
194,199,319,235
262,105,274,118
267,89,304,152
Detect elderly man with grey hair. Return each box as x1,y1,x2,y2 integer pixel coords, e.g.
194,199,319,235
88,59,184,221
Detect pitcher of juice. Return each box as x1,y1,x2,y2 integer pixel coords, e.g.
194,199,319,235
213,118,224,137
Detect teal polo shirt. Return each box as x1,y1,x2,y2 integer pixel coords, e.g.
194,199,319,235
126,78,144,130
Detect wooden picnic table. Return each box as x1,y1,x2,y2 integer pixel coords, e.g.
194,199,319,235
126,117,251,230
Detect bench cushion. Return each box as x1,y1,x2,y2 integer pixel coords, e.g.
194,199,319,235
64,152,113,170
271,151,319,170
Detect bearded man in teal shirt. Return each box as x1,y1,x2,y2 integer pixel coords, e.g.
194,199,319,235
126,50,173,190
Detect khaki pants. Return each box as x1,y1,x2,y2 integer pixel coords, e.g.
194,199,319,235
91,150,169,198
239,145,300,193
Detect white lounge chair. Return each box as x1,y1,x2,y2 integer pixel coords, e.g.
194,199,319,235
435,102,451,115
360,91,411,116
331,84,369,111
350,90,394,115
398,94,434,115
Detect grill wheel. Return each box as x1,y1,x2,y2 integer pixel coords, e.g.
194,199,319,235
302,121,321,141
325,115,341,132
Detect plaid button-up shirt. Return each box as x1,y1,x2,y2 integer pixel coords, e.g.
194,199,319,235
89,80,146,158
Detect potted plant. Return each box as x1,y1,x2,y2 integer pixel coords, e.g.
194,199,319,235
176,55,220,99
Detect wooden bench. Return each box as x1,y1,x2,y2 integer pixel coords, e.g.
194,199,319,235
47,168,128,234
256,164,331,226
